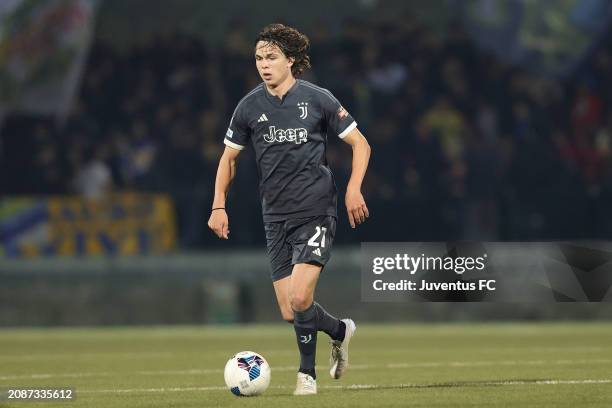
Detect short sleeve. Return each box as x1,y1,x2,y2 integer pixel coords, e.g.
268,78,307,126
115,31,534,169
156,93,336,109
320,90,357,139
224,102,250,150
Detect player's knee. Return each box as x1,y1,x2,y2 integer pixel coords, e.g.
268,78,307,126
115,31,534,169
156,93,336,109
281,309,294,323
289,292,312,312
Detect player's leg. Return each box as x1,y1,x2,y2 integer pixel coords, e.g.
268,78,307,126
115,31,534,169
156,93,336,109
274,263,344,336
266,221,294,322
289,262,321,395
271,262,346,337
288,215,355,381
289,215,347,339
289,261,354,383
272,276,293,323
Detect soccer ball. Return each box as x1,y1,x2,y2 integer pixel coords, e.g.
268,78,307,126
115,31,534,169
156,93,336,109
224,351,271,396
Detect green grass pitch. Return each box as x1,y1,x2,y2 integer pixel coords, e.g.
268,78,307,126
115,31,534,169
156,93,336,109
1,323,611,407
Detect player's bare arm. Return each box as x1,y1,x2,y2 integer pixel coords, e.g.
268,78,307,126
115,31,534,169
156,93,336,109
342,128,371,228
208,146,241,239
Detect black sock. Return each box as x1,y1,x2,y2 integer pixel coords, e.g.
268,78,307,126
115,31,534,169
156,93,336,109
293,303,317,379
313,302,345,342
299,367,316,378
336,320,346,342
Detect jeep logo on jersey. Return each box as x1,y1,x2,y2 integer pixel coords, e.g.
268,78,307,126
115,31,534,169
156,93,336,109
263,126,308,144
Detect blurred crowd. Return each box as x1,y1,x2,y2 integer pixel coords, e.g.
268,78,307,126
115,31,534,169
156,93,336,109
2,17,612,247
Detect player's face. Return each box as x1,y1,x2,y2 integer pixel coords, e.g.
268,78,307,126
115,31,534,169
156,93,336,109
255,41,294,86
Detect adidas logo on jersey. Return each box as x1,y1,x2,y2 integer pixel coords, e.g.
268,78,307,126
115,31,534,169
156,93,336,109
312,248,322,256
257,113,268,123
263,126,308,144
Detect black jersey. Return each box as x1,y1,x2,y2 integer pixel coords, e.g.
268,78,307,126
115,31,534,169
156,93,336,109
224,79,357,222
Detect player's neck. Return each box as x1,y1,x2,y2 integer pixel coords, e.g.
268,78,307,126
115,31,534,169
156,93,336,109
266,76,296,99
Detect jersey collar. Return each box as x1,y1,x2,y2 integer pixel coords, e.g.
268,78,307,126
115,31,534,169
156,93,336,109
263,79,300,106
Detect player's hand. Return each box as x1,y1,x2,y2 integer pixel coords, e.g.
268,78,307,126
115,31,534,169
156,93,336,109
345,188,369,229
208,209,230,239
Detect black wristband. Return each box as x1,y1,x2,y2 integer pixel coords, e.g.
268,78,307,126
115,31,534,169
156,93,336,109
212,207,225,211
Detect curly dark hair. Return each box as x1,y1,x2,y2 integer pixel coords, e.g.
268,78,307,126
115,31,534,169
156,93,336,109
255,23,311,77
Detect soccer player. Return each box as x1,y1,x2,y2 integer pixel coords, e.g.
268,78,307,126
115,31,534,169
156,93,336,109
208,23,371,395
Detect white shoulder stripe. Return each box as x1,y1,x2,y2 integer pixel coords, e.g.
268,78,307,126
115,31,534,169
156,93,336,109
338,121,357,139
224,139,246,150
300,81,340,105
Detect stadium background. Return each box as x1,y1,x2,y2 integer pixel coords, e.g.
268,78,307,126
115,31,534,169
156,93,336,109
1,0,612,325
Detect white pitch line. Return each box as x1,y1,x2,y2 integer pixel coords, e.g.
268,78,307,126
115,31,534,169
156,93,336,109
0,352,175,361
78,379,612,395
387,359,612,368
1,359,611,381
0,346,604,361
0,372,115,380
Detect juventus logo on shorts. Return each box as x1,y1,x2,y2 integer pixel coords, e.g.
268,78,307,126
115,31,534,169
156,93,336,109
297,102,308,119
300,334,312,344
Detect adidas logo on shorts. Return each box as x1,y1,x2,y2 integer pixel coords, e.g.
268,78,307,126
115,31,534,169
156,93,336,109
312,248,322,256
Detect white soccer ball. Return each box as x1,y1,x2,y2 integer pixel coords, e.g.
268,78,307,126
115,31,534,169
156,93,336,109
224,351,271,396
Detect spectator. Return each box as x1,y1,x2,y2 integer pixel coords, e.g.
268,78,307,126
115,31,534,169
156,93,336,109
72,146,113,200
3,17,612,245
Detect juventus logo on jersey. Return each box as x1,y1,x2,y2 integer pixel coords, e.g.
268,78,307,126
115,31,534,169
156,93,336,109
297,102,308,119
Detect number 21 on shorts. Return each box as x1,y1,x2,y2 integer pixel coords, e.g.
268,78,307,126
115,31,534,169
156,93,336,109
307,226,327,248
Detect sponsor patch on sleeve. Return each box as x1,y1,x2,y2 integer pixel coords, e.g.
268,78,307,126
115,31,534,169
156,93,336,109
226,128,233,138
337,106,348,120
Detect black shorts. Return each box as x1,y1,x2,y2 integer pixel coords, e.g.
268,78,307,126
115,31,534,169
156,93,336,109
264,215,337,281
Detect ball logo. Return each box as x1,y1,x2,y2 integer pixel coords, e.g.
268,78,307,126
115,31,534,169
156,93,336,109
237,355,265,380
263,126,308,144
